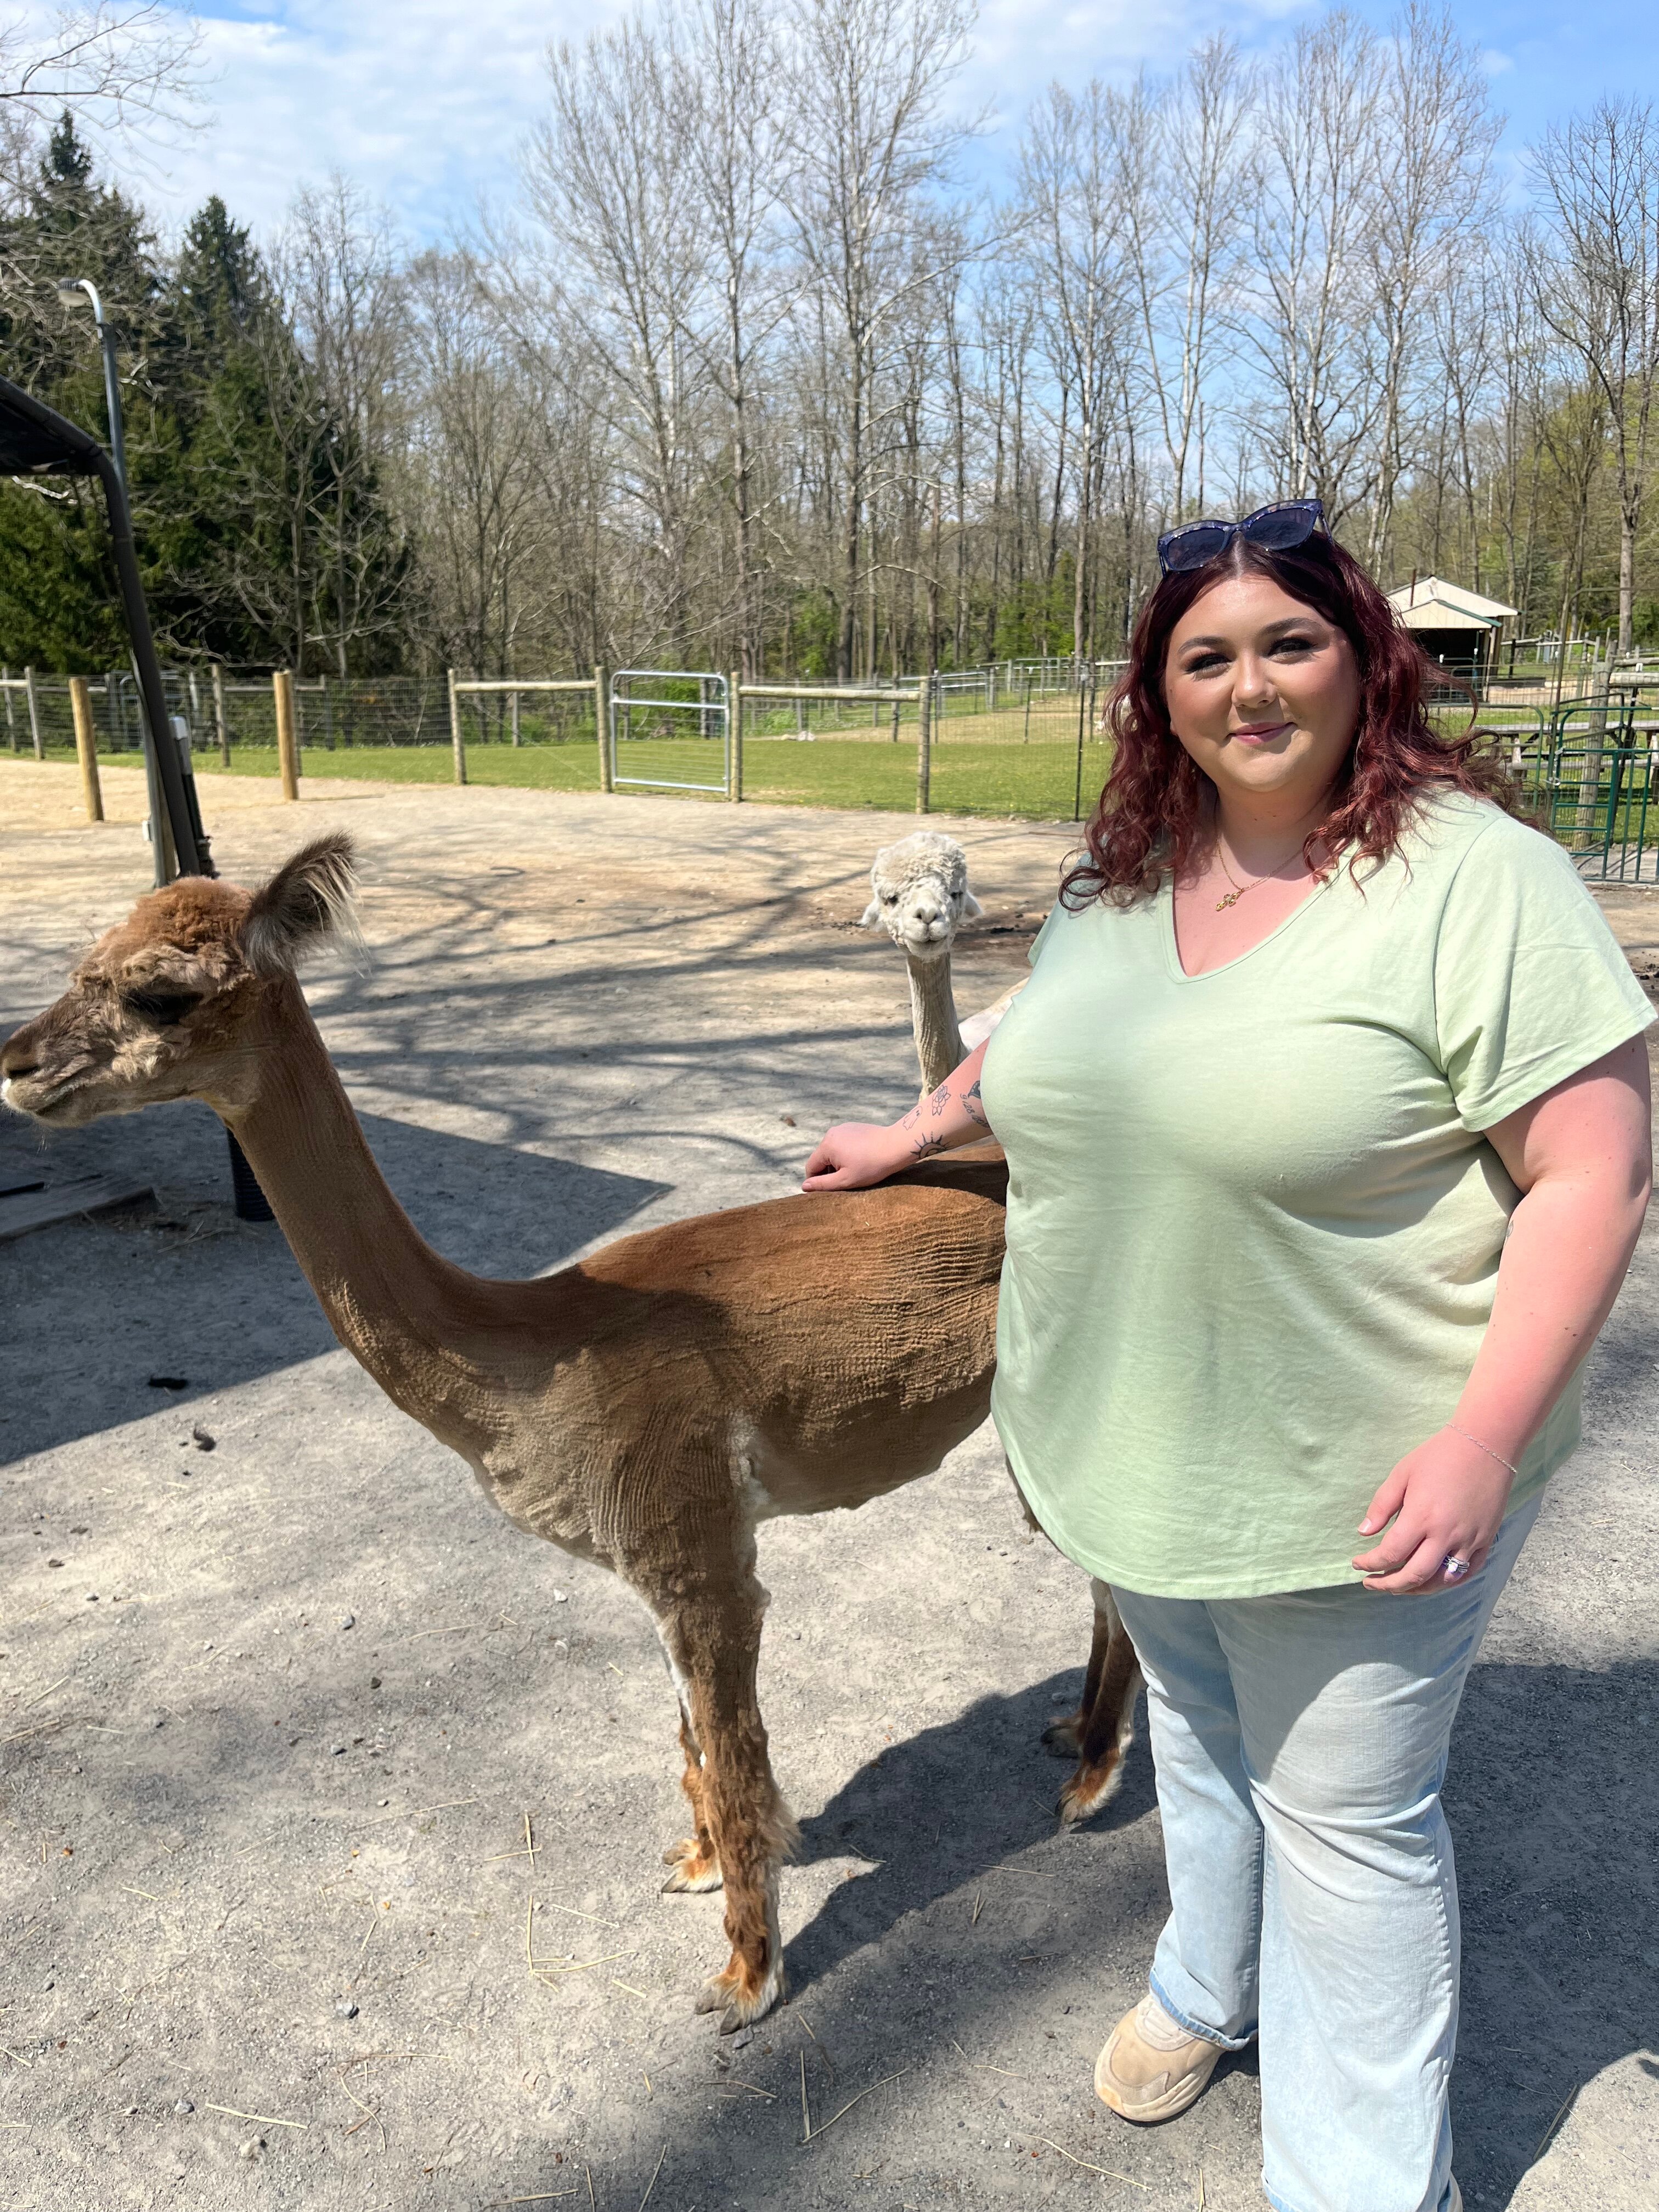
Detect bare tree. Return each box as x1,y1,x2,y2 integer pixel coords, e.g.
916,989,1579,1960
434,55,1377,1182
678,0,793,676
403,250,549,679
278,178,411,676
1363,2,1499,575
782,0,978,677
522,16,705,656
1117,37,1248,522
0,4,201,165
1239,12,1384,526
1425,247,1499,591
1533,97,1659,652
1018,79,1136,660
1488,223,1553,619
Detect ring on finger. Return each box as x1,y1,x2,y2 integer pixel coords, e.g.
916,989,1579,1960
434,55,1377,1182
1441,1553,1472,1581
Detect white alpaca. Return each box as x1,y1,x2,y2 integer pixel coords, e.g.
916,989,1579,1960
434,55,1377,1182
861,832,1026,1096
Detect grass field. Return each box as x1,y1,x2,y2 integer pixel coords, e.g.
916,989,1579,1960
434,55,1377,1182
63,726,1118,821
15,688,1568,826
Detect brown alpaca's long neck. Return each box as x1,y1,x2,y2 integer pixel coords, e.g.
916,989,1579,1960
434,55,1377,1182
223,985,507,1458
907,950,963,1098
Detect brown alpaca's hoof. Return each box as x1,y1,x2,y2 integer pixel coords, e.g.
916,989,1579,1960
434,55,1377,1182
1041,1710,1085,1757
662,1837,723,1893
695,1954,786,2030
1057,1753,1126,1830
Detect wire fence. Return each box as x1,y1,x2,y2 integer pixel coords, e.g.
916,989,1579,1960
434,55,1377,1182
1,659,1128,821
13,656,1657,858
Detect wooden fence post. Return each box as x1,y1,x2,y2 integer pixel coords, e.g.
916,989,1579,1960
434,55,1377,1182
273,669,300,801
24,664,43,759
448,668,467,785
212,662,230,765
595,664,612,791
916,672,933,814
69,675,103,822
727,673,743,801
2,667,15,752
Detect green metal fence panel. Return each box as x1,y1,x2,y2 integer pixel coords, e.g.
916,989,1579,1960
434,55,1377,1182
1511,723,1659,882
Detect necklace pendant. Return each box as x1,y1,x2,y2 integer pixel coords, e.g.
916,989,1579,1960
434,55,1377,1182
1215,890,1241,910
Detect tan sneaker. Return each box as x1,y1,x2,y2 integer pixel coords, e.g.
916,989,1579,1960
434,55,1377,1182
1094,1993,1224,2123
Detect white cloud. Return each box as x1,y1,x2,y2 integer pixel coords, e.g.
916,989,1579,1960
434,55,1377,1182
116,0,1589,243
138,0,1310,239
137,0,627,239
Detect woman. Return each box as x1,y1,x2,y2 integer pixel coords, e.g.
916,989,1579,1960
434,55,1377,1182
803,505,1653,2212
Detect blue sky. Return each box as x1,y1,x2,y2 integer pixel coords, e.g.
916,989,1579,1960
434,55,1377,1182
142,0,1657,241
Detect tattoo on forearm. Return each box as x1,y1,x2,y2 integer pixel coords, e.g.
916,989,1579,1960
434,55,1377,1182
928,1082,950,1117
900,1103,922,1129
910,1132,946,1159
963,1077,988,1130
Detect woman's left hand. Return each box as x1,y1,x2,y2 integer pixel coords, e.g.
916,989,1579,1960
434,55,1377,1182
1351,1427,1515,1594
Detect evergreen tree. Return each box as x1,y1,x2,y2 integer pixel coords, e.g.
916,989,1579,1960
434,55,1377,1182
0,129,414,673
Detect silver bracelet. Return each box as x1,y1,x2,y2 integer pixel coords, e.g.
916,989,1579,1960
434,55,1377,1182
1446,1421,1520,1480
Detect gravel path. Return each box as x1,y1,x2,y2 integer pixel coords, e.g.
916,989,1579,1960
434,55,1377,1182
2,765,1655,2211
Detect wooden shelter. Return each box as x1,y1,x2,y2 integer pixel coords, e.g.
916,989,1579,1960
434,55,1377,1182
1386,575,1517,682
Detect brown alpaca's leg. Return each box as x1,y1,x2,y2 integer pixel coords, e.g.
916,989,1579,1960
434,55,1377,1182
1042,1581,1116,1758
671,1590,797,2031
1003,1452,1124,1779
1057,1581,1143,1829
663,1710,723,1893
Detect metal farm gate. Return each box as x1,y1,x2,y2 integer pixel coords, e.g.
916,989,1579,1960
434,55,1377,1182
608,669,730,794
1538,741,1659,882
1504,693,1659,883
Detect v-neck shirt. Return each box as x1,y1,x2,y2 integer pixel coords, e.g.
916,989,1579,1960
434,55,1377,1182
978,793,1654,1597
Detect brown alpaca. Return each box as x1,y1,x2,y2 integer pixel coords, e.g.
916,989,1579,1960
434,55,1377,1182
1,838,1140,2025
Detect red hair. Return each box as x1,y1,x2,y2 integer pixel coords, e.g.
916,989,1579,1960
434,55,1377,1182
1060,532,1519,909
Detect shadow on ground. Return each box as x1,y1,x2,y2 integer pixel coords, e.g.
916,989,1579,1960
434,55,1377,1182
1450,1656,1659,2203
481,1652,1658,2210
0,1100,665,1465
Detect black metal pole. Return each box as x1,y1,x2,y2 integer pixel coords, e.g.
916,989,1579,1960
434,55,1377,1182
95,318,128,499
0,374,206,882
92,447,205,878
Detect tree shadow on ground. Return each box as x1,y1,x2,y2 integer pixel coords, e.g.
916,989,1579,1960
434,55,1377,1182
1449,1656,1659,2204
1,1099,665,1465
787,1674,1159,1990
495,1652,1657,2211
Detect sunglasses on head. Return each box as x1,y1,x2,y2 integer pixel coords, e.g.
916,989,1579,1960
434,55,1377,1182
1156,498,1325,575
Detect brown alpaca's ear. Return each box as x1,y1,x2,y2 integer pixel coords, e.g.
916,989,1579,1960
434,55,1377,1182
241,834,360,975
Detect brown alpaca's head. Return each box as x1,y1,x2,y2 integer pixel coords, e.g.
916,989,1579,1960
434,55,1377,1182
1,836,358,1130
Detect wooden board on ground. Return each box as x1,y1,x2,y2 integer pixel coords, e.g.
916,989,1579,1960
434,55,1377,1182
0,1171,155,1242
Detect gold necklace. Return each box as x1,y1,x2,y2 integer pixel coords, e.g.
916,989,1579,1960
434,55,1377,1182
1213,839,1306,912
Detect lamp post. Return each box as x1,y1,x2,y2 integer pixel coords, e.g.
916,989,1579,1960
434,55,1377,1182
56,274,162,867
55,279,127,494
56,275,211,889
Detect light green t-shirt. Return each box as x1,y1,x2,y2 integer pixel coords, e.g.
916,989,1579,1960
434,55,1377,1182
979,794,1654,1599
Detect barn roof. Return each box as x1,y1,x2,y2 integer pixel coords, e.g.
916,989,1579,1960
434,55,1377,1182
1386,575,1517,629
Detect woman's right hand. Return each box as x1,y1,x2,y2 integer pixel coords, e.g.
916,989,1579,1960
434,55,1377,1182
802,1121,909,1191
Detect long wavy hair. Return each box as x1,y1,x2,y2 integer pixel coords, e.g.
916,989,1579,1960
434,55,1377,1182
1060,531,1518,910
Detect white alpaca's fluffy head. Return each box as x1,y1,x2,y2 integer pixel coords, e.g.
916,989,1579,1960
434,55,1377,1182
861,831,983,961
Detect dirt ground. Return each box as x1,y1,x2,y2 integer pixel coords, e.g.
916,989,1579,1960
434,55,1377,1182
2,760,1656,2212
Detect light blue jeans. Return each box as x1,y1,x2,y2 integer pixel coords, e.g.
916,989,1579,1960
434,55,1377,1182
1110,1492,1541,2212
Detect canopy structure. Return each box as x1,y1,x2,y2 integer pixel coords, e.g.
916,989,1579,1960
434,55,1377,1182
0,371,208,878
1386,575,1517,675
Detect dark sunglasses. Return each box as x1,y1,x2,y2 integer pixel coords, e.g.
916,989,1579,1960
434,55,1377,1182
1157,498,1325,575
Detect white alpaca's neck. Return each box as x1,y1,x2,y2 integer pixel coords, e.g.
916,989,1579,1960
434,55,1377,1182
906,951,963,1097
